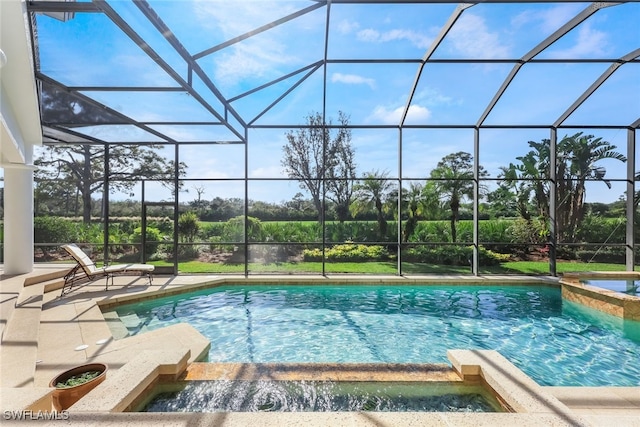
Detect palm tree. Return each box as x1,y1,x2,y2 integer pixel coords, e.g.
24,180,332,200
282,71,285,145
352,170,395,239
557,133,626,241
507,133,625,242
402,182,424,242
510,140,550,219
430,152,487,243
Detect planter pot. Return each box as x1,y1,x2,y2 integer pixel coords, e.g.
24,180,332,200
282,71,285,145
49,363,108,410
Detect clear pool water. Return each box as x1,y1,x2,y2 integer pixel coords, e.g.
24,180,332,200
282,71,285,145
144,381,503,413
107,285,640,387
584,279,640,296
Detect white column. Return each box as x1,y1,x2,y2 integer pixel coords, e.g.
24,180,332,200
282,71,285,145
3,160,34,275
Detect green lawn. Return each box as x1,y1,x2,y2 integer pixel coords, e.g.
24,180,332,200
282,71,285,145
148,259,635,275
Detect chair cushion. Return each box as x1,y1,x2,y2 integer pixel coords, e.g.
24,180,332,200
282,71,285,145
103,264,155,273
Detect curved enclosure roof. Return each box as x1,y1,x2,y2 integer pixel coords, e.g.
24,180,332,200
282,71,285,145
27,0,640,146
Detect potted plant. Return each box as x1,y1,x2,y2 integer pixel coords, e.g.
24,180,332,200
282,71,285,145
49,363,108,410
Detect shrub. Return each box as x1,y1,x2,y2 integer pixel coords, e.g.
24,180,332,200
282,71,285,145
178,212,200,243
207,236,234,253
130,226,163,256
34,216,81,244
303,242,389,262
200,222,226,240
262,221,321,243
223,216,263,242
403,245,510,266
507,218,549,253
178,244,201,260
113,219,138,236
479,220,512,244
412,221,450,242
326,222,380,242
575,215,625,244
575,246,625,263
149,217,173,234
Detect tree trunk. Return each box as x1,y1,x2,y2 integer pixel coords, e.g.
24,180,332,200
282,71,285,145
567,182,586,242
82,146,92,223
450,195,459,243
403,216,417,242
376,199,387,239
335,203,349,223
82,189,92,224
313,196,323,223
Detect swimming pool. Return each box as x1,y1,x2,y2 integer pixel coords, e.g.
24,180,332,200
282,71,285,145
143,380,504,412
104,284,640,387
583,279,640,296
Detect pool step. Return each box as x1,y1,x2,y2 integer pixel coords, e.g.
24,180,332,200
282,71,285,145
183,362,462,382
0,283,46,387
70,349,190,413
23,267,72,287
119,313,143,330
102,311,130,339
546,386,640,415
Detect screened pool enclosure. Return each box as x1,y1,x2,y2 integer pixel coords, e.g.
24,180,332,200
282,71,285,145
9,0,640,275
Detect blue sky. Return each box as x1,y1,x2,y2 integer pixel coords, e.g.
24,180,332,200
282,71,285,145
23,1,640,205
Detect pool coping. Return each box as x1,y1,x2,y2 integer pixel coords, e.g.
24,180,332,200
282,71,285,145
560,272,640,321
2,270,639,426
65,349,591,426
96,274,560,310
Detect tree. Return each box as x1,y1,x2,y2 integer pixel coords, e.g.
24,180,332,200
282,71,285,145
189,185,208,217
352,170,394,239
556,133,625,241
35,82,187,223
400,181,442,242
325,112,357,223
500,139,552,223
284,192,316,220
486,185,518,218
34,178,79,217
178,211,200,243
507,133,625,242
191,185,206,205
430,152,487,243
282,111,356,223
402,182,424,242
35,144,185,223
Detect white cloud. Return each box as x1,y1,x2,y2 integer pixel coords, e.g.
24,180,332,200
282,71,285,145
80,125,164,143
213,41,295,87
356,28,432,49
404,105,432,124
250,165,286,179
546,23,609,58
368,104,431,125
337,19,359,34
415,87,457,107
331,73,376,89
184,157,234,179
193,0,297,35
448,14,510,58
511,4,581,36
357,28,380,43
111,54,175,87
192,0,304,88
539,5,580,33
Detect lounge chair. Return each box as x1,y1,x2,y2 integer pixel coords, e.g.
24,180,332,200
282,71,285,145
60,244,154,296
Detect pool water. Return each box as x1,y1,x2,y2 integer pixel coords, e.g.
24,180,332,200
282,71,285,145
584,279,640,296
106,285,640,387
143,380,503,413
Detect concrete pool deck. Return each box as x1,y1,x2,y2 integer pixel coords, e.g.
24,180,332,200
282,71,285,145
1,265,639,426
